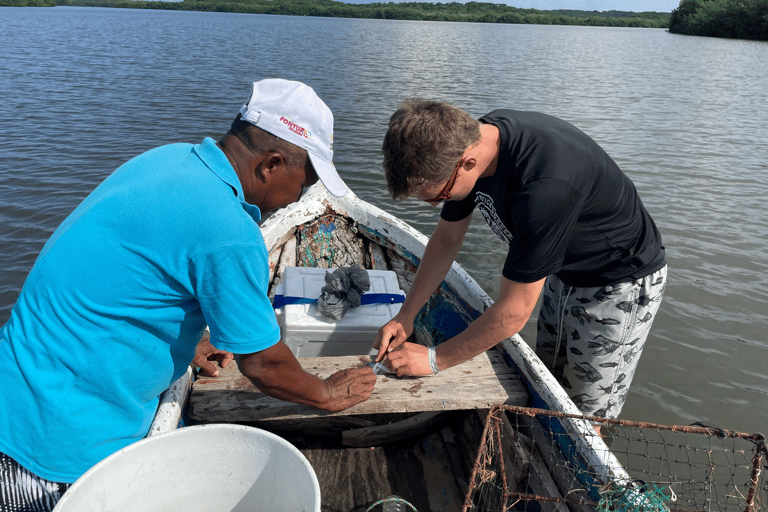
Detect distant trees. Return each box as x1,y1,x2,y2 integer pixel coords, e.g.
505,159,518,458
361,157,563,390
669,0,768,40
2,0,56,5
38,0,672,29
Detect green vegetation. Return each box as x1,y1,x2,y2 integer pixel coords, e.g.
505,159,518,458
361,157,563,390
5,0,672,29
669,0,768,40
2,0,57,5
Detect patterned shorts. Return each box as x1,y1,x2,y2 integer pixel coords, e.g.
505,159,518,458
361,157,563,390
0,453,70,512
535,265,667,419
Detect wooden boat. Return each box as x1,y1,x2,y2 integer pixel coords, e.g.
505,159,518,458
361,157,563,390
149,184,638,511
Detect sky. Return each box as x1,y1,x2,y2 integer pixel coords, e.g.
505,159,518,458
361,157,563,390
349,0,681,12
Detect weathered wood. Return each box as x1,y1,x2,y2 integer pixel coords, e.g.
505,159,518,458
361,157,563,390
520,413,597,512
300,428,465,512
341,411,445,447
300,441,391,511
249,415,379,437
385,247,417,293
517,430,570,512
269,236,296,300
498,410,531,493
267,240,284,294
189,350,527,423
418,431,468,511
440,410,489,497
366,239,389,271
357,223,419,267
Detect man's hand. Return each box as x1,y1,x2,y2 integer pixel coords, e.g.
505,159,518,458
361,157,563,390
193,334,234,377
321,367,377,412
237,341,376,412
384,342,433,377
373,315,413,362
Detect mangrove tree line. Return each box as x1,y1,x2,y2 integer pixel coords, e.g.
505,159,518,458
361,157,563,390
669,0,768,40
3,0,672,29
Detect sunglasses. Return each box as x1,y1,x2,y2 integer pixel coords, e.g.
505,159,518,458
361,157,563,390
422,157,464,204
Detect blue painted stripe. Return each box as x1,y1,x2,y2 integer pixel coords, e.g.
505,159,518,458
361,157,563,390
273,293,404,309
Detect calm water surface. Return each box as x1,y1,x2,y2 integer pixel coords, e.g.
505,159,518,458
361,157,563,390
1,7,767,434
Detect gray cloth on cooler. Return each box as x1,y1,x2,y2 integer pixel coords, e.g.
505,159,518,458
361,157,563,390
317,265,371,320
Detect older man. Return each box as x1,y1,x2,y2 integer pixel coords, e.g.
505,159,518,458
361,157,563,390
0,79,375,511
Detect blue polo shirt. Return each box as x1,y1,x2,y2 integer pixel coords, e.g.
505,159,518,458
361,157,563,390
0,138,280,483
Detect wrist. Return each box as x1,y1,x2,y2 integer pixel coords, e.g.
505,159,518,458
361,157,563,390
319,376,333,407
427,346,439,374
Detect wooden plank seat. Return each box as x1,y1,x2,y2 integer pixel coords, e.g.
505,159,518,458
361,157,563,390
188,349,527,423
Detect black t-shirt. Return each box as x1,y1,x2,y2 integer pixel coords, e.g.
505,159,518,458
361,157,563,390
441,110,666,287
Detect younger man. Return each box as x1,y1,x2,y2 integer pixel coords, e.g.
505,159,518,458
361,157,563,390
375,100,666,421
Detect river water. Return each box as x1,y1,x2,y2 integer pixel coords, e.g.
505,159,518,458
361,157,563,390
1,7,766,435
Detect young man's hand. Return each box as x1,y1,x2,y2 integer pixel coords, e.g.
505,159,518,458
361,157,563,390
373,315,413,362
383,342,433,377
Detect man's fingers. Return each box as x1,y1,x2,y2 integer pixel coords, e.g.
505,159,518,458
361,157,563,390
374,328,395,362
323,367,377,411
218,351,234,368
197,359,220,377
375,341,390,362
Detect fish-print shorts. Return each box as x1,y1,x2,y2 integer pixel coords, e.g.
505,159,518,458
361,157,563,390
535,265,667,419
0,452,70,512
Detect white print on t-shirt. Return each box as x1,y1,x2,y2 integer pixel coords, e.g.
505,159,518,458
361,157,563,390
475,192,514,246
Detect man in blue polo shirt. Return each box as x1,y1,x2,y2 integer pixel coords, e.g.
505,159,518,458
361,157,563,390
0,79,376,511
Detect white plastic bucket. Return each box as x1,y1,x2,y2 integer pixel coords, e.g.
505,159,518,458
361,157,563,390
53,424,320,512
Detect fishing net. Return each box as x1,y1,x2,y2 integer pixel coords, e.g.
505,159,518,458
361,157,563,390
462,405,768,512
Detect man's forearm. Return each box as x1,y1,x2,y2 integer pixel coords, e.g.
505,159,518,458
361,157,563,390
236,342,376,412
238,353,331,408
435,299,530,370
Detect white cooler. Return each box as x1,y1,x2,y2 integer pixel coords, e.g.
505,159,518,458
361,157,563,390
275,267,405,357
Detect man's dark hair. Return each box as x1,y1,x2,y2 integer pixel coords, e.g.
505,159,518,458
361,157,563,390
230,115,309,170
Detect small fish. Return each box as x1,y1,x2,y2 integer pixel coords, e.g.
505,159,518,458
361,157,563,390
571,393,601,409
637,294,659,307
638,312,653,323
368,361,393,375
593,287,622,302
570,306,596,325
572,362,602,383
587,335,621,355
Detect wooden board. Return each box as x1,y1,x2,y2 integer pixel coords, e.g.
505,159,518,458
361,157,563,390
189,349,527,423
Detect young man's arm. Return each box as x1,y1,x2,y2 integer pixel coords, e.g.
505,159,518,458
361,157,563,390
374,214,473,361
384,275,545,376
236,341,376,412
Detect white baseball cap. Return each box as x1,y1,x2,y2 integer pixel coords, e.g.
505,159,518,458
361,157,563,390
239,79,348,197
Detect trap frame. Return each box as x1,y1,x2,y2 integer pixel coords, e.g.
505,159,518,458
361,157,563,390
463,405,767,512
